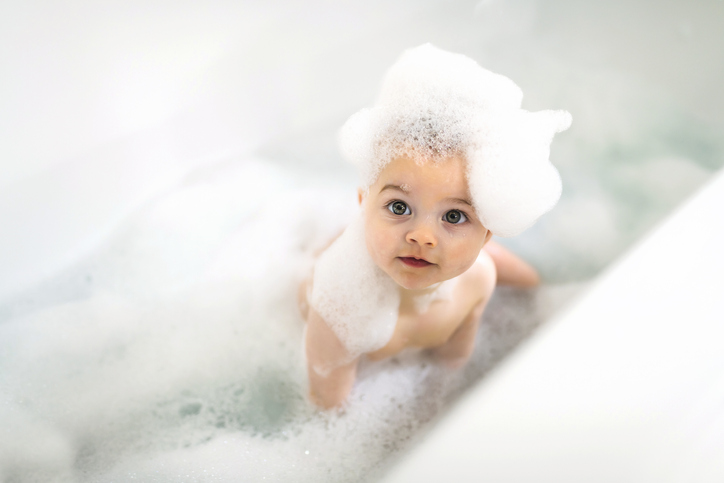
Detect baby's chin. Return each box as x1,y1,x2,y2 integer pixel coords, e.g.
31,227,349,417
385,261,476,291
387,270,450,291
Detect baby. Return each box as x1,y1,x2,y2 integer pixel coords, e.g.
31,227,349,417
301,44,571,408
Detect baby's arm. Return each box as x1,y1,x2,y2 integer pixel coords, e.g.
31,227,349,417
431,300,486,368
483,239,539,287
431,251,497,368
305,307,359,408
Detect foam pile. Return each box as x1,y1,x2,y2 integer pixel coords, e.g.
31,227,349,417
310,213,399,361
339,44,572,236
0,157,578,482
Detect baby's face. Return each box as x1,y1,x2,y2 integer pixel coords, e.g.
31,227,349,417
361,154,491,290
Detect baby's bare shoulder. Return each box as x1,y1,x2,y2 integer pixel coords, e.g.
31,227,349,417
459,250,497,297
443,251,496,316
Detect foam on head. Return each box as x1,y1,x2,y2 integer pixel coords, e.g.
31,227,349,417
339,44,572,237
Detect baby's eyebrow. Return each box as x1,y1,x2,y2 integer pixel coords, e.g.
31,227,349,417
380,184,473,206
379,184,410,194
446,197,473,207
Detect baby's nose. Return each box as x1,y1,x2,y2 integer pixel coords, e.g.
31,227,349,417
406,219,438,248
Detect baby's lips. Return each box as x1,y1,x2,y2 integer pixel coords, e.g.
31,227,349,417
399,256,433,268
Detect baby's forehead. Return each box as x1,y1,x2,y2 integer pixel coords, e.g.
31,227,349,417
377,152,467,176
372,154,472,196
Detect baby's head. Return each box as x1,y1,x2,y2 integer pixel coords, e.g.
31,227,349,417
360,152,490,290
340,44,571,289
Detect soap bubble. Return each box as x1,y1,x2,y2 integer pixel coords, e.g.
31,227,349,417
339,44,571,237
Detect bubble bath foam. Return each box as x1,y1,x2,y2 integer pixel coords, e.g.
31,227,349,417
1,0,722,481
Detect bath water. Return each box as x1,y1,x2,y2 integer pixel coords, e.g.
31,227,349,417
0,157,580,482
1,120,718,481
2,0,723,481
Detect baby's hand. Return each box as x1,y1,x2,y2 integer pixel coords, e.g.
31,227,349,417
431,346,471,370
305,307,360,408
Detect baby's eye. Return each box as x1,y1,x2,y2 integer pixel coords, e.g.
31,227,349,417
388,201,411,216
444,210,467,224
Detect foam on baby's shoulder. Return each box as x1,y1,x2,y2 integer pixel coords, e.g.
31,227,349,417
339,43,571,237
310,214,399,359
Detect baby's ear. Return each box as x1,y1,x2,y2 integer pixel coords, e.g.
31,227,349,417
357,188,365,205
483,230,494,245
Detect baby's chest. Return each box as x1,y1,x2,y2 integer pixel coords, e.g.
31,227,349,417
367,300,469,360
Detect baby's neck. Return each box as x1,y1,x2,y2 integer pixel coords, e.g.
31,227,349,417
399,282,442,301
399,281,454,314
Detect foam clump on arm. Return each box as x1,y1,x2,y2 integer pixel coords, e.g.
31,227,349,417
339,43,571,237
310,214,400,361
306,213,400,407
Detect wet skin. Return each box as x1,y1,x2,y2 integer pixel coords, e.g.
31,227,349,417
361,154,491,290
360,154,494,360
305,154,498,408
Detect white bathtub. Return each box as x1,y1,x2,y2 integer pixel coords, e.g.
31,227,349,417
1,0,722,481
382,167,724,482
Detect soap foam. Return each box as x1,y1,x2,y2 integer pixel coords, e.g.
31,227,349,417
310,213,400,360
0,153,585,483
339,44,571,237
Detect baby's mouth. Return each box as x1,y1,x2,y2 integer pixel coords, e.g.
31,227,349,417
399,257,433,268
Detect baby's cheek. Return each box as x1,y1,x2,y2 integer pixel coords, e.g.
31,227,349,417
365,228,391,264
447,242,480,274
373,221,397,249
